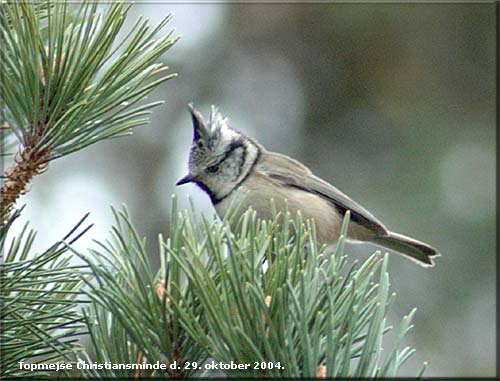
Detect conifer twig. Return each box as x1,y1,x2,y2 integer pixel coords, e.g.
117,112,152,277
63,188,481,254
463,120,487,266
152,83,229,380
1,146,51,212
73,199,426,378
0,1,178,218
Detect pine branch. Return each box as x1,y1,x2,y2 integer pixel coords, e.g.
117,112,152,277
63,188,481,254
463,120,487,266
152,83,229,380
74,198,426,378
0,1,178,214
0,210,92,378
73,205,208,378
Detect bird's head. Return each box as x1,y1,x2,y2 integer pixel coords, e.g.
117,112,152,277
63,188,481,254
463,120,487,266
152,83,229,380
176,104,261,203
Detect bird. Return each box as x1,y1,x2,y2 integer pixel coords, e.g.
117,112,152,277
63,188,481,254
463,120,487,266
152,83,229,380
176,104,440,267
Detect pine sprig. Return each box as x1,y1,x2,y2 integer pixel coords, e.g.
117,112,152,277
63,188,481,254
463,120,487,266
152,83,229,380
73,205,208,378
74,198,425,378
0,211,92,378
0,1,178,212
166,205,403,378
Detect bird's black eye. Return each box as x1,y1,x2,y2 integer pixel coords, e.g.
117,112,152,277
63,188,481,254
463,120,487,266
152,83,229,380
206,164,219,173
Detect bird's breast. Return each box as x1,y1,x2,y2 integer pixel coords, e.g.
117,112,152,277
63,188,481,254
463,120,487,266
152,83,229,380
215,172,344,244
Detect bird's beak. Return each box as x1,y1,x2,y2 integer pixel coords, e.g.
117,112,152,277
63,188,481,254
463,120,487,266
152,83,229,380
188,102,207,141
176,173,195,186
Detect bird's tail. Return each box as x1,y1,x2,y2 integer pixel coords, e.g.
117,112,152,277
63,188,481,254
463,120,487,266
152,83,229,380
372,231,440,267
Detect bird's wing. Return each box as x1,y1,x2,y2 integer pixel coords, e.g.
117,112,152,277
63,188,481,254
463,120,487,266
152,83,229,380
258,151,388,236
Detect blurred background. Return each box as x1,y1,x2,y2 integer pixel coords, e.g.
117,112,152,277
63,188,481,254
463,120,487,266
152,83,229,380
8,2,496,377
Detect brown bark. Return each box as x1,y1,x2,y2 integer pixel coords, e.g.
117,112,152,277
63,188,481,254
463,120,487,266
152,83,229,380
1,145,51,217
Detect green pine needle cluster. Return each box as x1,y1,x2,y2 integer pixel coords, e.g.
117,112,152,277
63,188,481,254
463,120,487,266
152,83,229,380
73,199,425,378
1,1,178,158
0,210,91,378
73,206,208,378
